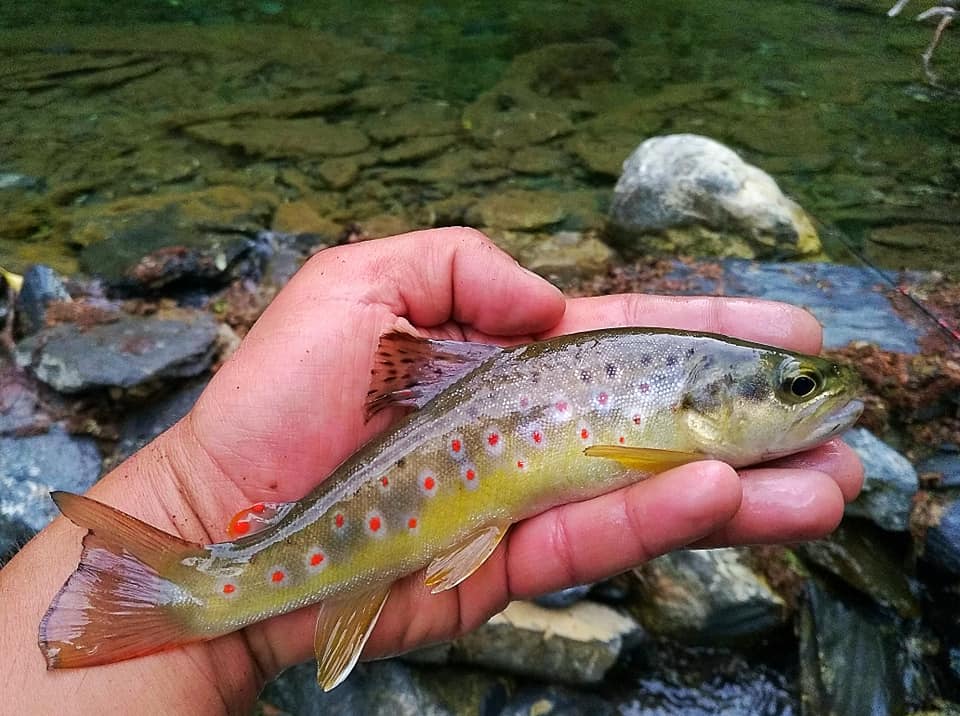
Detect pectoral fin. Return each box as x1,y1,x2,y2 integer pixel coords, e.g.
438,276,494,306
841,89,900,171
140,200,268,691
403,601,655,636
583,445,704,472
424,523,508,593
314,585,391,691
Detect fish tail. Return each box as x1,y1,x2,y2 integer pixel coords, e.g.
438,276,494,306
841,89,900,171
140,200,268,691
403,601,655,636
40,491,206,669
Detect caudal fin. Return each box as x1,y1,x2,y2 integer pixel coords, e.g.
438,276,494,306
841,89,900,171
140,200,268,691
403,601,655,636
39,491,206,669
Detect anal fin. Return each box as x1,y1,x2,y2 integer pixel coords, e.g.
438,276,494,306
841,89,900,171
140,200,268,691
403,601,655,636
583,445,704,472
314,585,391,691
424,523,508,594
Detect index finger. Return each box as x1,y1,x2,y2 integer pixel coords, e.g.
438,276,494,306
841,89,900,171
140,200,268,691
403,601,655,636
541,294,823,354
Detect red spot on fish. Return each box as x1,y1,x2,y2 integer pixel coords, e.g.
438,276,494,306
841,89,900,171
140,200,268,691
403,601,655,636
334,513,345,529
519,396,529,409
619,436,626,444
408,517,418,529
380,476,389,487
222,583,235,594
597,392,608,405
639,383,650,393
555,401,568,412
580,428,590,439
532,431,543,444
424,476,435,491
517,460,525,469
251,503,265,514
488,433,499,446
310,553,324,567
369,516,381,532
466,468,476,481
451,439,461,453
232,519,250,535
633,415,643,425
271,570,285,583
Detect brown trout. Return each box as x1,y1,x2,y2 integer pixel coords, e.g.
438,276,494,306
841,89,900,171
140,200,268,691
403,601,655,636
39,328,862,690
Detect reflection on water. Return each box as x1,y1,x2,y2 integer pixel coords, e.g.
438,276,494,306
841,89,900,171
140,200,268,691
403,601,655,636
0,0,956,277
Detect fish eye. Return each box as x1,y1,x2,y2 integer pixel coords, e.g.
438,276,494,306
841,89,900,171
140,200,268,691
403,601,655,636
784,371,821,399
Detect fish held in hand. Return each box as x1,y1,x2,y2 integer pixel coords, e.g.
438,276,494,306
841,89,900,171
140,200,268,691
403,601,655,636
39,327,862,690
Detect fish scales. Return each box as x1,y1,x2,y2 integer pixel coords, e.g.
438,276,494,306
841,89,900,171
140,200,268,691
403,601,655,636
177,331,787,629
39,327,863,689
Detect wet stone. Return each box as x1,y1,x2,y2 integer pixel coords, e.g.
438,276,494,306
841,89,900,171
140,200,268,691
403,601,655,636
661,260,929,354
630,547,789,643
14,264,70,335
15,312,218,393
442,599,641,684
260,658,508,716
534,584,594,609
799,579,931,716
0,425,101,560
0,363,47,435
500,685,615,716
797,520,919,618
379,135,457,164
113,379,207,463
843,428,918,532
922,495,960,577
918,449,960,488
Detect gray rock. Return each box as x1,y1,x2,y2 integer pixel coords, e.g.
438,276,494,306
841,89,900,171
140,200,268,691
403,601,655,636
0,172,42,191
533,584,593,609
630,548,788,643
15,313,218,393
443,599,641,684
799,579,932,716
0,363,47,435
923,495,960,576
797,520,919,617
843,428,918,531
15,265,71,335
609,134,821,260
657,260,929,354
0,425,101,559
260,659,508,716
113,379,208,463
918,448,960,488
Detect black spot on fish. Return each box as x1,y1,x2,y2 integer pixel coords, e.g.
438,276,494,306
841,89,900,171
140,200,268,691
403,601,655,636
665,355,678,367
639,354,652,366
580,369,592,383
605,363,617,378
396,458,406,469
686,347,696,357
738,373,771,402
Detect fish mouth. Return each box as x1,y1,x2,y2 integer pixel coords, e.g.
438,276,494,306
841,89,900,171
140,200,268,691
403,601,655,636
815,398,864,440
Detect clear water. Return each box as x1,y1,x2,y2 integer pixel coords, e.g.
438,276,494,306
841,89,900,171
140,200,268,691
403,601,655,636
0,0,957,276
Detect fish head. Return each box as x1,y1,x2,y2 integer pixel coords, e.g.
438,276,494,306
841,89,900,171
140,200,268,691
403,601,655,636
676,347,863,467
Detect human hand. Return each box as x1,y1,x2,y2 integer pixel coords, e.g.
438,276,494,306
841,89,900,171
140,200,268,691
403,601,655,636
1,228,862,714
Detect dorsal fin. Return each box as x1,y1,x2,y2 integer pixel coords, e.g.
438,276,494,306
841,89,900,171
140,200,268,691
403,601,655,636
364,331,501,420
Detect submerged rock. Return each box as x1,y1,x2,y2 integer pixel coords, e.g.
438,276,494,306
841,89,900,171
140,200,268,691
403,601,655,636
184,118,371,158
918,449,960,489
630,548,788,643
440,599,640,684
15,264,71,335
0,425,101,559
500,685,614,716
843,428,919,532
608,134,822,260
15,312,218,393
